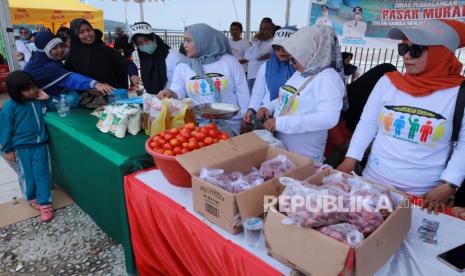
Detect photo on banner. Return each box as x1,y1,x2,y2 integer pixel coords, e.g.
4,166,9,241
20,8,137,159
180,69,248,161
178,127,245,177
0,30,9,93
309,0,465,48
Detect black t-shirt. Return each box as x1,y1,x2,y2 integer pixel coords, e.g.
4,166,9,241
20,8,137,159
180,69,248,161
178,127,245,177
114,34,134,57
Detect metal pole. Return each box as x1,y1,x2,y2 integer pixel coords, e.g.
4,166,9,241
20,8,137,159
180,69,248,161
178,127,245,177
285,0,291,26
245,0,251,41
139,2,144,22
307,0,313,26
0,0,19,70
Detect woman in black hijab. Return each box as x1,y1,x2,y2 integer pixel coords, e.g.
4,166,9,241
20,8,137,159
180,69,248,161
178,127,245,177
128,22,184,94
65,18,128,89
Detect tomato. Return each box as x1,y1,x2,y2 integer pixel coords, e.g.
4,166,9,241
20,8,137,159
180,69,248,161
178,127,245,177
182,142,189,148
153,148,164,154
207,123,217,129
177,135,187,143
204,137,214,145
169,139,180,147
181,148,190,154
173,147,182,155
208,129,219,138
152,136,161,142
219,132,230,140
163,133,173,141
188,141,199,150
184,122,196,130
198,142,204,148
180,130,191,139
162,143,173,150
169,128,180,135
213,138,219,144
163,150,174,156
150,142,157,148
200,127,209,134
158,138,166,145
190,130,199,137
188,137,198,143
195,132,207,141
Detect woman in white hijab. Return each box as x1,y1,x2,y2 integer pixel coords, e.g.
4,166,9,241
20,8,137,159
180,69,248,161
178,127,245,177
258,25,345,164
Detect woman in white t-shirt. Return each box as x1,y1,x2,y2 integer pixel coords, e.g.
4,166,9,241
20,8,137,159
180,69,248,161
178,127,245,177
158,23,250,134
128,22,184,94
337,19,465,214
257,25,345,163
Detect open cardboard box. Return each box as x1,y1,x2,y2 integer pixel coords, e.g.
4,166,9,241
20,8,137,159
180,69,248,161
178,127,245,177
264,169,412,276
176,132,314,234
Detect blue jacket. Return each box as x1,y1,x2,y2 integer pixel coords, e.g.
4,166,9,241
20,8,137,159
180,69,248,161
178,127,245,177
0,99,48,153
45,72,97,96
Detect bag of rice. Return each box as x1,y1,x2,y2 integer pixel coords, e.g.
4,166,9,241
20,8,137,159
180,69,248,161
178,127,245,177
97,105,116,133
166,99,188,129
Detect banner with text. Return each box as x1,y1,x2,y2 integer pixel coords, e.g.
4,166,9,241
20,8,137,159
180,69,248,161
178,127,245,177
309,0,465,48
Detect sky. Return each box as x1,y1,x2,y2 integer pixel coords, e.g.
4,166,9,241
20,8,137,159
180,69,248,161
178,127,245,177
85,0,312,31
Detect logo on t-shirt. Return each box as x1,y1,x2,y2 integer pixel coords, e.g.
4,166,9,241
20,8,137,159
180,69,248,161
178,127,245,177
187,73,228,96
379,105,447,146
277,85,299,115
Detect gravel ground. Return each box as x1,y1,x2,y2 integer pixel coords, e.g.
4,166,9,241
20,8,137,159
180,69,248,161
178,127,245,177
0,204,128,275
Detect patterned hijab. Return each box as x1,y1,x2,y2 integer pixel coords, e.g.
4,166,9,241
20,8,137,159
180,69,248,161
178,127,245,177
280,25,344,80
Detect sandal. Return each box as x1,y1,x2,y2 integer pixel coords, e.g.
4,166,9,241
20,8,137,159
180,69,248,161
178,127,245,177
29,199,41,210
39,204,54,222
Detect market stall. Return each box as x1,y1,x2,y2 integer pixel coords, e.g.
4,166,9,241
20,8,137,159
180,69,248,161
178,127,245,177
125,168,465,276
9,0,104,32
45,108,153,274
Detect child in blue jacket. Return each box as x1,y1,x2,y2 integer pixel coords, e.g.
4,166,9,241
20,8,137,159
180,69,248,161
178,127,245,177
0,71,54,222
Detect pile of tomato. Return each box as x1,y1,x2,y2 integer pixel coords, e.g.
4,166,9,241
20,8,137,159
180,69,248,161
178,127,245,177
149,122,230,156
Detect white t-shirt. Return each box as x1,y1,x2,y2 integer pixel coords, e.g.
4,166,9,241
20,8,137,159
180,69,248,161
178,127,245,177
248,62,271,111
244,38,273,80
346,76,465,195
170,54,250,132
229,38,251,73
15,40,33,69
164,49,184,89
263,68,344,161
316,17,333,27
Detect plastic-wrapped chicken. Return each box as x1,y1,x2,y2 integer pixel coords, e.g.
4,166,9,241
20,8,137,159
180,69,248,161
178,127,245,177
318,223,365,246
259,154,296,181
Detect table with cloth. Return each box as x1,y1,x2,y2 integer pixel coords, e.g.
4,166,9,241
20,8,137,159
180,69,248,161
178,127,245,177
125,168,465,276
45,109,153,274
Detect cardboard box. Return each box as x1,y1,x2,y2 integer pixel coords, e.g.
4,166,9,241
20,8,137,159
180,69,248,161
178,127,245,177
176,132,314,234
264,170,412,276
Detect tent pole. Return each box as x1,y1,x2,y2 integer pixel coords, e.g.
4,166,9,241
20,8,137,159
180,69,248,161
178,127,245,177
285,0,291,26
245,0,251,41
139,2,145,21
0,0,19,70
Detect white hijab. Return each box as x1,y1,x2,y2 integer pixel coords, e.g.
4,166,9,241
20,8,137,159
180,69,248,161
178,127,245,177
280,25,344,79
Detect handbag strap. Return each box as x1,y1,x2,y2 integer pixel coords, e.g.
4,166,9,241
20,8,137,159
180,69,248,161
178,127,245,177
452,80,465,143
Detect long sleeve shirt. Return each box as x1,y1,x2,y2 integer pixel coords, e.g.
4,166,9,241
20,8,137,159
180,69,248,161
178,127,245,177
248,62,271,111
346,76,465,195
244,38,273,80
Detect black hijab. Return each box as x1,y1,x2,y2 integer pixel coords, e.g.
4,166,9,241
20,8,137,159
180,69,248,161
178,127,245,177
342,63,397,132
135,33,170,94
65,18,128,89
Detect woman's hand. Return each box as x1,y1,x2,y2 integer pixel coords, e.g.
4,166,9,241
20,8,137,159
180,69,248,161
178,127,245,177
242,109,254,124
257,107,270,122
95,83,115,95
452,207,465,219
5,152,15,163
157,89,177,100
130,75,141,86
263,118,276,132
422,182,456,214
336,157,358,173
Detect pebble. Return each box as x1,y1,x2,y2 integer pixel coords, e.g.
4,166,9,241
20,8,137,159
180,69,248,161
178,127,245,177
90,267,97,272
39,266,47,272
52,264,58,269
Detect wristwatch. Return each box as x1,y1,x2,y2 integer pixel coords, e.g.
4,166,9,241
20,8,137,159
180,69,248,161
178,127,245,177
441,180,459,193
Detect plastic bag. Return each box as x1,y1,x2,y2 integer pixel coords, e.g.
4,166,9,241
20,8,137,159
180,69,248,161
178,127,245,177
126,105,142,136
167,99,188,129
319,223,365,246
322,172,352,193
109,106,130,139
259,154,296,181
199,167,264,194
245,167,265,186
252,130,285,149
96,105,116,133
150,98,169,136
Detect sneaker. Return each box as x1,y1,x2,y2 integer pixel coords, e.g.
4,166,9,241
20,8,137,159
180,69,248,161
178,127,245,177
39,204,54,222
29,199,41,210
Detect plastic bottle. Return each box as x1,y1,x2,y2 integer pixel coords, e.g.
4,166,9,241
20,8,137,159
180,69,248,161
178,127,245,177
58,94,69,117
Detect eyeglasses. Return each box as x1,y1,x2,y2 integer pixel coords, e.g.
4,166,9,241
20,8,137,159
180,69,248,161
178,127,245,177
398,43,428,59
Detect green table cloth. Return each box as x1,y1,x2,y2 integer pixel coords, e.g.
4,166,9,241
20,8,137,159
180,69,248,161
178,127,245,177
45,109,153,274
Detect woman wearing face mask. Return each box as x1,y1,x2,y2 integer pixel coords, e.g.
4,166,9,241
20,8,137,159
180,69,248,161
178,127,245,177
257,25,345,163
242,26,297,131
24,31,114,108
65,18,128,89
128,22,184,94
158,23,250,134
337,19,465,214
